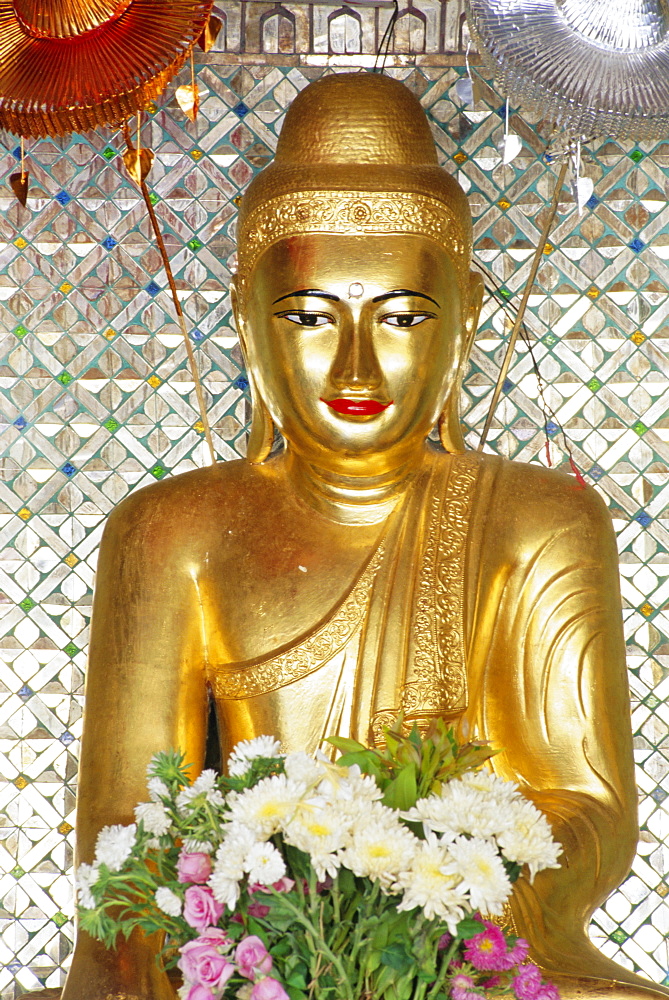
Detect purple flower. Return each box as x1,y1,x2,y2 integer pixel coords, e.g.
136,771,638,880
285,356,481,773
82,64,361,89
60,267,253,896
464,923,508,971
505,938,530,969
236,935,273,980
250,978,289,1000
438,933,453,951
178,929,233,991
183,886,224,933
451,972,482,1000
178,851,213,884
513,963,544,1000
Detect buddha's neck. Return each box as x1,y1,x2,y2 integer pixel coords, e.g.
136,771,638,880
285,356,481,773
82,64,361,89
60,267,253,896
282,446,428,526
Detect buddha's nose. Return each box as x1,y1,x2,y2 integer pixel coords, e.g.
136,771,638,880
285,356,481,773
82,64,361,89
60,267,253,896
329,311,383,393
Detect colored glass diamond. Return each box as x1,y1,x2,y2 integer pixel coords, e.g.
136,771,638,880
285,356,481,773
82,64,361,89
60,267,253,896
502,378,514,394
10,865,24,878
104,416,120,432
18,685,32,699
640,603,654,617
53,912,68,927
587,287,599,299
194,420,205,434
60,281,73,293
146,280,160,296
191,150,204,160
148,192,159,205
191,328,205,341
13,776,27,789
499,287,511,299
545,421,559,437
57,822,73,836
105,328,116,339
148,375,161,388
589,465,604,480
12,146,20,158
55,191,71,205
15,324,28,338
635,512,652,527
59,731,75,745
610,929,628,945
631,331,646,345
102,236,118,250
543,242,553,255
151,464,167,479
585,194,598,210
497,198,510,210
234,375,249,390
543,333,558,346
234,102,250,117
64,642,79,657
645,693,661,710
14,236,27,249
629,238,645,253
7,961,21,975
630,149,644,163
18,508,31,520
102,147,116,160
64,553,79,567
633,421,648,436
58,372,73,385
587,377,602,392
657,884,669,899
453,152,467,164
651,787,668,804
188,237,204,251
14,416,26,429
62,462,76,477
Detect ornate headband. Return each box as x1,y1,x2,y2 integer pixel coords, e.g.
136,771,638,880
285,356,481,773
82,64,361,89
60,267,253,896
235,189,472,292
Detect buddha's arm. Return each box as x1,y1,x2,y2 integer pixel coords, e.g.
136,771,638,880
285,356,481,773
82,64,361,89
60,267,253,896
63,489,208,1000
466,464,637,976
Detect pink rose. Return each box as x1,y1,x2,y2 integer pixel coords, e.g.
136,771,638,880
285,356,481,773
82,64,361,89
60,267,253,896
183,885,224,933
235,935,273,980
250,978,289,1000
178,851,213,884
178,929,233,990
186,986,216,1000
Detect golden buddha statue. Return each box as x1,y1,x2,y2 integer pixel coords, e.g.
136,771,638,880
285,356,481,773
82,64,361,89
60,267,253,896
61,73,666,1000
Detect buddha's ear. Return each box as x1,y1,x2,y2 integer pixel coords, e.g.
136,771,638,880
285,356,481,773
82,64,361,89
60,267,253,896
437,269,484,454
229,275,275,465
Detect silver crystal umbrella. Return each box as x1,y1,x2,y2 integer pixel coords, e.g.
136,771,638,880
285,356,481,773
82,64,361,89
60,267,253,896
466,0,669,140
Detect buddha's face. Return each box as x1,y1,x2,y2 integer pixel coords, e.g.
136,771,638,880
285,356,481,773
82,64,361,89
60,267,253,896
236,233,476,475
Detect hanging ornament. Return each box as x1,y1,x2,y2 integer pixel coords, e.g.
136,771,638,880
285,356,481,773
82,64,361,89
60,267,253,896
198,13,223,52
176,50,200,122
0,0,212,138
570,141,593,216
496,99,522,165
455,42,482,107
9,136,29,206
122,114,155,184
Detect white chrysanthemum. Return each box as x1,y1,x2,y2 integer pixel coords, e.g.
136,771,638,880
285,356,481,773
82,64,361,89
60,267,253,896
228,774,305,835
394,836,467,931
457,769,520,801
284,804,349,857
155,886,182,917
340,817,418,888
214,823,258,879
227,736,282,777
497,799,562,880
176,769,224,811
94,823,137,871
134,800,171,836
76,862,100,909
244,842,287,885
406,784,502,840
147,777,170,802
209,872,240,909
184,838,214,854
284,751,325,786
447,835,511,915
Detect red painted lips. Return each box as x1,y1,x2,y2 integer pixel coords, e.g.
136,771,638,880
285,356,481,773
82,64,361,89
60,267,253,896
321,397,393,416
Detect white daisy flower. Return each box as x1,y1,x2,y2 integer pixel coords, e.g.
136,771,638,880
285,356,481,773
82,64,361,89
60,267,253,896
283,751,324,786
340,817,418,888
244,842,287,885
209,872,240,909
134,800,171,837
447,835,511,915
457,769,520,803
214,823,258,879
183,838,214,854
147,777,170,802
176,769,224,811
283,804,349,858
497,799,562,880
227,736,282,777
94,823,137,871
75,862,99,909
228,774,306,835
394,835,467,931
406,784,501,840
155,886,182,917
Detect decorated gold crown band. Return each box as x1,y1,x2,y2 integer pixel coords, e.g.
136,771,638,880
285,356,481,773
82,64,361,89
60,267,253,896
236,190,472,291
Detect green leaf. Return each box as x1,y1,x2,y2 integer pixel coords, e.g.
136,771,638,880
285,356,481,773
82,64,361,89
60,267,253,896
382,764,418,811
456,916,486,939
326,736,368,754
503,858,523,882
380,943,413,973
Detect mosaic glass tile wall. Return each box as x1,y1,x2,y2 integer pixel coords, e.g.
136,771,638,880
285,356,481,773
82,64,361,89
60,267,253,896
1,13,669,996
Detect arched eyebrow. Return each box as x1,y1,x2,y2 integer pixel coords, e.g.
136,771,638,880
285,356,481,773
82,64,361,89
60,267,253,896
273,289,340,304
372,289,440,307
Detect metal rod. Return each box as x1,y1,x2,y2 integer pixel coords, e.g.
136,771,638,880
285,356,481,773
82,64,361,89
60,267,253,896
477,156,569,452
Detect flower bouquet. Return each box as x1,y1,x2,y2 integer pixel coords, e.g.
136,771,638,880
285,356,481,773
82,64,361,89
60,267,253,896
77,719,562,1000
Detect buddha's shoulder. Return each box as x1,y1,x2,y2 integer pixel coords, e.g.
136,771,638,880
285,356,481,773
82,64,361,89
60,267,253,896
102,459,279,542
459,450,614,543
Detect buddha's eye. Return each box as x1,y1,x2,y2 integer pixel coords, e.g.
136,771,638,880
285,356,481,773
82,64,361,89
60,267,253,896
382,312,433,328
277,311,333,327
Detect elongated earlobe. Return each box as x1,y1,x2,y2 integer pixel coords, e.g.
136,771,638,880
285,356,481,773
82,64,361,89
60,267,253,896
438,271,484,453
246,372,275,464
